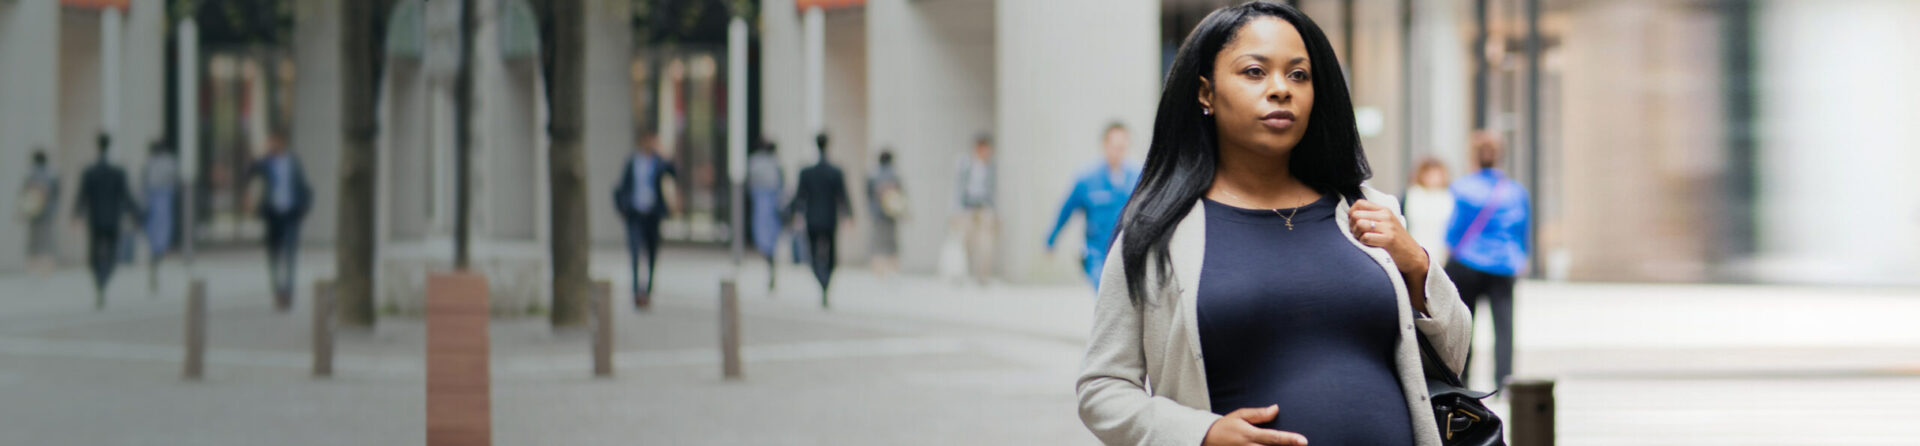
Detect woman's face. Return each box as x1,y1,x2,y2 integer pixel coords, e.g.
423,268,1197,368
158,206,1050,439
1198,17,1315,159
1418,166,1446,188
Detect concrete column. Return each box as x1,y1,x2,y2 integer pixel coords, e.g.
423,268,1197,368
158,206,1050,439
803,6,825,135
1407,0,1473,178
102,7,122,142
0,0,63,271
580,0,632,248
729,17,749,264
293,0,342,244
177,18,199,262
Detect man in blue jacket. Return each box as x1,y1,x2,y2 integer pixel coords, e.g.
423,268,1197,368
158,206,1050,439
250,133,313,311
1444,130,1531,391
614,132,677,310
1046,122,1141,289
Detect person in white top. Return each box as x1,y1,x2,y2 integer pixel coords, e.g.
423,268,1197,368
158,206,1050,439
1401,158,1454,263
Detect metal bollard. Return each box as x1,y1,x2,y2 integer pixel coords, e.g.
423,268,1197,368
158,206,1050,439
720,278,742,380
184,278,206,380
313,279,334,378
1508,379,1556,446
591,279,613,377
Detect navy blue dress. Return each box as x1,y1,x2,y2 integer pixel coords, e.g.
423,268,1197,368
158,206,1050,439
1196,194,1414,445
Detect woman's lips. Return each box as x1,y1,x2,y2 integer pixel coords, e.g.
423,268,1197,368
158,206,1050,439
1260,110,1296,131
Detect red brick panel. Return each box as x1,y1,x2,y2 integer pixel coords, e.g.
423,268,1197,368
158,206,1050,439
426,273,491,446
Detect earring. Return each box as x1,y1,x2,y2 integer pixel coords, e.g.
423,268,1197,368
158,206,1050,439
1202,108,1212,116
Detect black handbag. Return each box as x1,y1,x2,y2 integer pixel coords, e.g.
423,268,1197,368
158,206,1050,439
1418,333,1505,446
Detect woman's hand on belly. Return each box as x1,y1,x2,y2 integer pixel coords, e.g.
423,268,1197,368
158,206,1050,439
1204,405,1309,446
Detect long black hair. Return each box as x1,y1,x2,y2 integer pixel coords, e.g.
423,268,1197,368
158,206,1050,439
1119,1,1370,305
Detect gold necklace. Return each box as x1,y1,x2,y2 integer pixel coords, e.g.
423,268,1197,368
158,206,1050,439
1218,188,1302,230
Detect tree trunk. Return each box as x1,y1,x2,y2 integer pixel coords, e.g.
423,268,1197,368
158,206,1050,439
336,0,379,327
542,0,588,328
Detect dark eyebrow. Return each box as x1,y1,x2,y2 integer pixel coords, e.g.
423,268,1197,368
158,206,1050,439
1232,54,1309,67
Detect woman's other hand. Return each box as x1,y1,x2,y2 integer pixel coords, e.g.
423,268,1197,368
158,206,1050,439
1203,405,1308,446
1348,199,1427,276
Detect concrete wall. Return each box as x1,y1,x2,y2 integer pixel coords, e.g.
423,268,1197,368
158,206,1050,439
0,0,62,271
383,60,433,241
993,0,1159,283
482,64,542,241
865,0,998,275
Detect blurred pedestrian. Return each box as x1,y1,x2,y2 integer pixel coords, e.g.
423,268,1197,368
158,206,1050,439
614,132,677,310
249,132,312,311
1077,3,1471,445
787,132,852,307
1444,130,1531,391
954,133,997,285
1046,122,1141,289
73,133,143,309
746,140,784,290
1402,157,1454,263
142,140,181,295
867,148,906,279
17,148,60,275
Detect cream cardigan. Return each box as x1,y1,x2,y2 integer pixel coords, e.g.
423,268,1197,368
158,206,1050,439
1076,186,1472,446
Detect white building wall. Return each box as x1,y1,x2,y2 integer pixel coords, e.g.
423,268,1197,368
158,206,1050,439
0,0,63,271
1753,0,1920,285
993,0,1159,283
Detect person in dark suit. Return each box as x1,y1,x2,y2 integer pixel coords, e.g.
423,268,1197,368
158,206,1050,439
613,132,677,310
73,133,142,309
248,133,313,310
786,133,852,308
